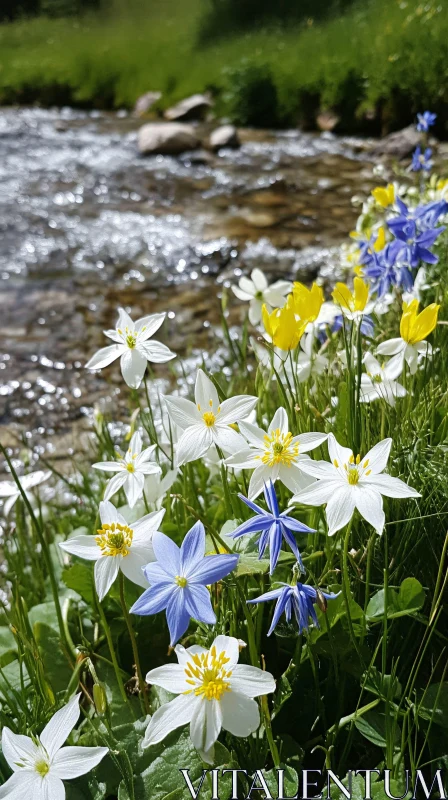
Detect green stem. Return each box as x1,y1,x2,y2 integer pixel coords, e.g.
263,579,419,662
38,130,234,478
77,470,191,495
119,572,149,713
0,443,72,660
342,520,364,665
93,584,130,709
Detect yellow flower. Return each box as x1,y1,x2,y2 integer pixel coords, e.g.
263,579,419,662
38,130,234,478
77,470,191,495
372,184,395,208
291,282,324,323
400,300,440,345
374,226,386,251
262,299,306,351
332,277,370,315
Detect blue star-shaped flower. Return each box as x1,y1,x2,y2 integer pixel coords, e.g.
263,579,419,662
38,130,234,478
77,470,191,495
248,581,339,635
416,111,437,133
364,242,414,297
130,521,238,645
229,480,314,575
411,146,433,173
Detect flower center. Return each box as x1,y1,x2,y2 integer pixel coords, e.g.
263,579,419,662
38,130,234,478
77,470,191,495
35,760,50,777
95,522,133,557
126,332,137,349
261,429,299,467
344,453,361,485
184,646,232,702
202,411,216,427
175,575,188,587
126,462,135,473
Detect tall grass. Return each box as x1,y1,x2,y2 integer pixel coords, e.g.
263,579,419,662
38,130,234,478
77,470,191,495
0,0,447,131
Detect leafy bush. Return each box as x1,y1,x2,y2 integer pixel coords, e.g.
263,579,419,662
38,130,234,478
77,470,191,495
221,62,282,127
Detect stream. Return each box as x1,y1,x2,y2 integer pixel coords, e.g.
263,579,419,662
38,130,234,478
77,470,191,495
0,107,380,467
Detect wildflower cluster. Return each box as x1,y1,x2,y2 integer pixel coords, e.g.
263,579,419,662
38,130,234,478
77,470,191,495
0,110,447,797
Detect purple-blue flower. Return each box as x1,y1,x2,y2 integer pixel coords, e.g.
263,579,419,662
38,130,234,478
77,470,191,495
364,242,414,296
130,521,238,645
229,480,314,575
387,198,445,268
411,146,432,173
248,581,339,635
416,111,437,133
331,312,374,338
415,199,448,229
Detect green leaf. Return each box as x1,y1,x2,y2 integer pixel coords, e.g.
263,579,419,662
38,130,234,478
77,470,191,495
34,622,72,694
62,562,94,605
363,666,402,700
264,765,299,798
355,709,400,748
0,626,17,667
417,682,448,728
366,578,425,622
29,601,61,634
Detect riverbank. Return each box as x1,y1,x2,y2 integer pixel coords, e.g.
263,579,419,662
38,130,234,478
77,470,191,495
0,0,447,133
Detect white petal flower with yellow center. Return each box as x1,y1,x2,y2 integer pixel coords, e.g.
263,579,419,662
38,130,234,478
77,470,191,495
225,407,327,499
360,353,406,407
143,635,275,764
85,308,176,389
0,694,108,800
59,500,164,600
164,369,258,466
376,300,439,375
292,434,420,536
232,268,292,326
92,430,161,508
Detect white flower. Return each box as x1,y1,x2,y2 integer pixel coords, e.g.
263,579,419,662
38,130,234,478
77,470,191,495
85,308,176,389
59,500,164,600
360,353,406,407
143,635,275,764
164,369,258,466
144,469,178,510
292,434,420,536
232,269,291,326
250,336,288,371
0,470,51,517
0,694,107,799
375,339,431,377
225,407,327,499
93,431,161,508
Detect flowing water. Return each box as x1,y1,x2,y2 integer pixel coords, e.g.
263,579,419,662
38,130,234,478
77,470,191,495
0,107,379,467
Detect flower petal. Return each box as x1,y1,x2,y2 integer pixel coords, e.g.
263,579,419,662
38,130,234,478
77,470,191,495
120,551,150,588
238,421,266,447
92,461,122,474
268,407,288,436
144,664,189,694
188,554,238,584
124,472,145,508
103,471,127,501
362,438,392,475
292,480,340,507
278,463,314,494
326,486,356,536
51,746,108,779
190,697,222,754
0,772,39,800
59,535,100,561
327,434,353,468
164,396,201,430
152,531,180,575
294,431,328,453
220,692,260,737
143,694,195,747
176,425,213,466
365,474,420,498
230,665,276,698
166,589,192,645
218,395,258,424
354,486,385,535
195,369,219,413
40,694,81,758
132,509,165,541
130,583,173,616
99,499,119,526
225,448,261,470
1,728,37,771
184,585,216,625
251,268,268,292
135,312,165,339
94,557,120,601
213,425,247,455
139,340,176,364
180,521,206,573
120,349,147,389
85,344,123,370
211,635,240,668
248,465,276,500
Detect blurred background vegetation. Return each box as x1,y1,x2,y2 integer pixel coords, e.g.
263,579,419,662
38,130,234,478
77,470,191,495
0,0,447,133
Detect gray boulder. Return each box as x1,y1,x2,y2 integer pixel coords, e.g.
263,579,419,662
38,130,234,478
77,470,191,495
164,93,212,122
371,125,421,159
209,124,240,151
138,123,200,155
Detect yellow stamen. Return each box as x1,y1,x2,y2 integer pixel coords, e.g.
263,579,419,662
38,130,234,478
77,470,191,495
175,576,188,588
35,760,50,777
95,522,133,557
260,428,299,468
202,411,216,427
183,649,232,702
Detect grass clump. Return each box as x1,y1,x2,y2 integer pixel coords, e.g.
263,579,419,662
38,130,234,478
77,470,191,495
0,0,447,132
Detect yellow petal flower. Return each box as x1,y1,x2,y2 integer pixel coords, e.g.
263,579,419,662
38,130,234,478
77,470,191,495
400,301,440,345
262,299,305,350
374,226,386,251
332,277,369,313
372,184,395,208
292,282,324,323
